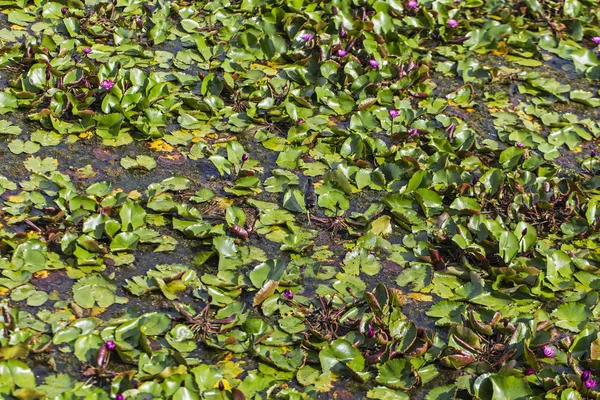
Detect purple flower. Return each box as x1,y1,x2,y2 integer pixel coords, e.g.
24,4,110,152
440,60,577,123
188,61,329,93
100,80,115,90
366,327,375,338
516,142,524,148
542,345,555,358
586,379,597,389
583,370,592,381
46,70,51,80
369,59,379,68
337,49,347,57
83,47,91,55
592,37,600,45
389,109,399,119
592,150,598,157
340,26,347,38
524,368,535,376
61,7,67,15
298,118,305,124
241,154,248,162
407,0,419,10
106,340,116,351
116,394,124,400
300,33,314,41
283,290,294,300
447,19,459,28
408,128,419,137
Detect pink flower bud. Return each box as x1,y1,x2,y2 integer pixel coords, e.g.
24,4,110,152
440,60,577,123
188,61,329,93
100,80,115,90
447,19,459,28
542,345,555,358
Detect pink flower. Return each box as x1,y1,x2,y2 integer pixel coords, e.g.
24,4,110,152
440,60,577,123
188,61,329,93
369,59,379,68
116,394,124,400
592,37,600,45
408,128,419,137
337,49,347,57
300,33,314,41
283,290,294,300
366,327,375,338
298,118,305,124
524,368,535,376
389,109,399,119
83,47,91,55
407,0,419,10
583,370,592,380
106,340,116,351
516,142,524,148
586,379,597,389
100,80,114,90
447,19,459,28
542,345,555,358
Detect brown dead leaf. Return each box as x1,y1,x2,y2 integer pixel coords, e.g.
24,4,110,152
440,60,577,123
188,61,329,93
253,280,278,306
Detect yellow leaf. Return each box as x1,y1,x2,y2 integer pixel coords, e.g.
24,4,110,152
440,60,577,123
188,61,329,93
7,194,26,203
91,307,106,317
0,287,9,297
149,139,173,152
127,190,142,199
75,165,96,179
213,379,232,391
407,292,433,302
10,25,27,30
492,41,508,56
214,197,233,209
78,131,92,139
218,360,245,378
572,146,583,153
33,270,50,279
250,63,278,76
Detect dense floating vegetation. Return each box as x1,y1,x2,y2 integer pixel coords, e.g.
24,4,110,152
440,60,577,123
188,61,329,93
1,0,600,398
